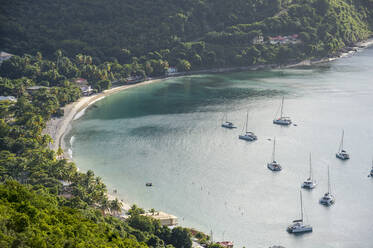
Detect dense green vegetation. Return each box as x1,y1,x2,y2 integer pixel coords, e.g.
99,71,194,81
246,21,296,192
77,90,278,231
0,52,199,247
1,0,373,71
1,0,373,247
0,181,197,248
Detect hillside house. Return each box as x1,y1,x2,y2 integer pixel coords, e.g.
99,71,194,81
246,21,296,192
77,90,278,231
269,34,300,45
74,78,93,96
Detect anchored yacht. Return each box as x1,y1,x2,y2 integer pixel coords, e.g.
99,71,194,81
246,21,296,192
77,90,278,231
336,130,350,160
319,166,335,206
267,137,282,171
221,113,236,129
273,96,292,126
238,111,257,141
302,153,317,189
287,191,313,234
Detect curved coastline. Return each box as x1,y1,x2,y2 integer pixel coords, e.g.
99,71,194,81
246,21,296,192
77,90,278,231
41,37,373,218
44,78,163,155
44,37,373,157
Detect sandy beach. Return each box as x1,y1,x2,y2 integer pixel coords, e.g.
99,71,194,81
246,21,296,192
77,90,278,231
43,78,162,154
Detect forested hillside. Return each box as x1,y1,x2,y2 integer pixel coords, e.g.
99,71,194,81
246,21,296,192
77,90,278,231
1,0,373,69
1,1,373,247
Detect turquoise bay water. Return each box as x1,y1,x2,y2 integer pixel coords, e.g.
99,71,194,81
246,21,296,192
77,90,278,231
67,48,373,248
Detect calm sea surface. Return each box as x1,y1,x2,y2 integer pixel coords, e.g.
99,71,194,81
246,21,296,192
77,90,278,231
66,48,373,248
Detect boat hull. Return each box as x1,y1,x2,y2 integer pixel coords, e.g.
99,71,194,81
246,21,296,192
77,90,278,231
319,198,335,206
267,163,282,171
221,122,236,129
273,119,292,125
302,181,316,189
336,153,350,160
287,226,313,233
222,124,236,129
238,135,257,141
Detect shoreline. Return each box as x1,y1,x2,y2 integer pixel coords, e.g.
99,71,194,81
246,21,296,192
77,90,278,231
44,78,162,154
44,37,373,155
43,37,373,217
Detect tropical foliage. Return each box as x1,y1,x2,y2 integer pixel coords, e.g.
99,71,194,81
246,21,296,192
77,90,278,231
1,0,372,71
1,0,373,247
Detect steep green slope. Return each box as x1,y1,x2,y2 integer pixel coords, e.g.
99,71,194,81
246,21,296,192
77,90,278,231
1,0,372,68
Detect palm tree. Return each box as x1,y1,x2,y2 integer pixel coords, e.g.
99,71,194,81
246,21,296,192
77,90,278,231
100,198,110,216
56,146,64,159
149,208,156,216
110,198,123,217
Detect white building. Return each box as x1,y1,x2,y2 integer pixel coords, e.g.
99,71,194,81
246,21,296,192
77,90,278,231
74,78,93,96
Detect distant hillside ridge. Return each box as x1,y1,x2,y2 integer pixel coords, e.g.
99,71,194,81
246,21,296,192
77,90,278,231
1,0,372,70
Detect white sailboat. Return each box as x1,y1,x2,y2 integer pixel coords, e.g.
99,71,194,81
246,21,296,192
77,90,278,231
287,191,313,234
238,111,257,141
267,137,282,171
302,153,317,189
319,166,335,206
221,112,236,129
273,96,292,125
336,130,350,160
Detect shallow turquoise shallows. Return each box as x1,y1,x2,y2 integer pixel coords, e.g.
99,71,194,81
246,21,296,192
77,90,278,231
67,48,373,248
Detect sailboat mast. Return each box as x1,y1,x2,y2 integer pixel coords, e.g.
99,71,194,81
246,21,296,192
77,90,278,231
272,137,276,161
327,166,331,194
280,96,284,118
245,111,248,133
339,130,344,152
300,190,303,221
309,153,312,180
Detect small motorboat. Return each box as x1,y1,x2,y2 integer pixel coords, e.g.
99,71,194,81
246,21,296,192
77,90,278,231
146,183,153,187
